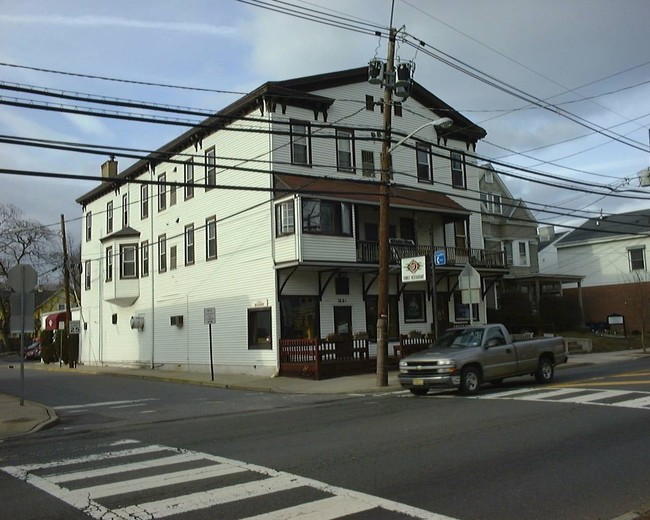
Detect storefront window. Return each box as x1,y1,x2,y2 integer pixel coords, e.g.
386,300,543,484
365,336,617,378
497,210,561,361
280,296,319,339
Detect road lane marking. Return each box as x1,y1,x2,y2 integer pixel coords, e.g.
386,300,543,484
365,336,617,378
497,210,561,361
54,398,159,410
1,440,458,520
616,395,650,409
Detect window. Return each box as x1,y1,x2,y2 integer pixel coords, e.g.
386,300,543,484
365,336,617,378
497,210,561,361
361,150,375,177
512,240,530,267
400,218,416,241
403,291,426,323
629,247,645,271
84,260,91,290
85,212,92,241
336,129,354,172
170,245,177,270
302,199,352,236
141,240,149,277
158,234,167,272
455,220,468,250
248,308,272,349
276,201,295,236
158,174,166,211
481,193,503,214
454,292,479,322
206,216,217,260
170,182,177,206
122,193,128,228
394,101,402,117
451,151,466,188
290,121,311,165
120,244,138,279
335,277,349,295
518,242,528,266
184,224,195,265
184,161,194,200
205,147,216,189
416,143,432,182
105,246,113,282
365,95,374,111
106,202,113,233
141,185,149,219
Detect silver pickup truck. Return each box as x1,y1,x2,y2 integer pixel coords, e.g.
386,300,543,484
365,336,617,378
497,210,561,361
398,324,567,396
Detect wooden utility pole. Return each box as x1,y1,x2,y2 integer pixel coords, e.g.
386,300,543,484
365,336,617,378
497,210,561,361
376,27,396,387
60,214,74,368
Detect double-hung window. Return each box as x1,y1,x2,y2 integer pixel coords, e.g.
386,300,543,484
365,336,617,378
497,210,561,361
184,161,194,200
629,247,646,271
276,201,295,236
361,150,375,177
451,151,466,189
122,193,128,228
158,234,167,273
291,121,311,165
302,199,352,236
206,216,217,260
336,129,354,172
481,193,503,214
158,174,166,211
185,224,195,265
85,212,92,241
141,184,149,219
205,147,216,189
416,143,432,182
141,240,149,277
105,246,113,281
84,260,91,290
120,244,138,279
106,202,113,233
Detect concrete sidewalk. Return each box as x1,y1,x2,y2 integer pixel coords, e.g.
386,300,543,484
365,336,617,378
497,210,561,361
1,348,648,441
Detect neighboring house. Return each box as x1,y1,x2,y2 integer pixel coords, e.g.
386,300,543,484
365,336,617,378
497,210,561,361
76,66,508,376
548,209,650,332
0,287,70,348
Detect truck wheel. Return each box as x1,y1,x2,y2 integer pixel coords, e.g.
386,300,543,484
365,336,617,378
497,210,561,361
409,388,429,396
535,357,554,384
460,367,481,395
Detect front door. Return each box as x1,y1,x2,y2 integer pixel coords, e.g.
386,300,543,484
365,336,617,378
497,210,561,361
333,306,352,336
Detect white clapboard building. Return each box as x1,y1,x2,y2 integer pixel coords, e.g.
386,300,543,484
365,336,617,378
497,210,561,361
77,66,507,375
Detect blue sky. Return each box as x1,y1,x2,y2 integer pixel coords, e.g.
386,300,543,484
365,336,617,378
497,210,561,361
1,0,649,237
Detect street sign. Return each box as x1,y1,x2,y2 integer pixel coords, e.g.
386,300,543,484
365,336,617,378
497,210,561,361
7,264,38,292
204,307,216,325
70,320,81,334
433,250,446,266
459,263,481,305
9,292,35,333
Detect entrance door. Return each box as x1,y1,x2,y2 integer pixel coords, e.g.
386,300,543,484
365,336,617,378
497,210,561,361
333,306,352,336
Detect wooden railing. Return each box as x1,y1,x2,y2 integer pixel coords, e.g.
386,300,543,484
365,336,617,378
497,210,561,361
279,338,373,380
393,335,431,359
356,241,506,268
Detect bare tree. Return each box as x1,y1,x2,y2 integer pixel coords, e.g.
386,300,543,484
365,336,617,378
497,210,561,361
0,203,59,344
625,270,650,352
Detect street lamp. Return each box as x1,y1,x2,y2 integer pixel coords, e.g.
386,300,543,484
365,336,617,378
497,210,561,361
375,116,454,387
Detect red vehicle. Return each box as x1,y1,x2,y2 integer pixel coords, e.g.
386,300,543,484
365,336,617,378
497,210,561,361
23,341,41,360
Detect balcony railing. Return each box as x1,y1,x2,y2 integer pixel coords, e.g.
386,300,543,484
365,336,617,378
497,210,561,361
356,240,507,268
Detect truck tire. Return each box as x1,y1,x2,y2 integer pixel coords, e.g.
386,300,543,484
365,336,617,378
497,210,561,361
535,357,554,384
409,388,429,396
460,366,481,395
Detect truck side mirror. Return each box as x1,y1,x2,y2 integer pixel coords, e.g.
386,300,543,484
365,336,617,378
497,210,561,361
485,338,500,348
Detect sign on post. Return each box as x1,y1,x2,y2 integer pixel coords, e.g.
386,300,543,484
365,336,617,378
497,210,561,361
401,256,427,283
458,264,481,304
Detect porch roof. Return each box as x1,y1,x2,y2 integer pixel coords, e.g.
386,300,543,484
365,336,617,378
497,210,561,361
274,174,469,217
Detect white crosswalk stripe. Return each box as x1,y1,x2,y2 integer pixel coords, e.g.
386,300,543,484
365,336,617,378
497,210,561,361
474,387,650,410
1,439,456,520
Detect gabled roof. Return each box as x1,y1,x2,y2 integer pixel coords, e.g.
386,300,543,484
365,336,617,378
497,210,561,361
77,67,487,207
479,162,537,224
557,209,650,246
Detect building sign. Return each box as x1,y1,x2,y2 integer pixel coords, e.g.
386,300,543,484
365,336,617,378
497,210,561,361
401,256,427,283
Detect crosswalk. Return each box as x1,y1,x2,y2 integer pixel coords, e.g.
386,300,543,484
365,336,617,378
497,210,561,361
470,387,650,410
1,439,455,520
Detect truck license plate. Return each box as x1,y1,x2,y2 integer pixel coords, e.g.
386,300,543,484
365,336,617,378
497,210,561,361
413,379,424,386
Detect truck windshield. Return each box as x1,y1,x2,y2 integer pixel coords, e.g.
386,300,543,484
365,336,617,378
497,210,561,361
435,328,484,348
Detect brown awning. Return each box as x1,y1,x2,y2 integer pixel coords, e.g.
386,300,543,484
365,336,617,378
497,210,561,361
274,174,468,216
45,311,67,331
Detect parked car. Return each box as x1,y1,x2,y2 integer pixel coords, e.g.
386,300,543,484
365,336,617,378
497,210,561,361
398,324,567,396
23,341,42,360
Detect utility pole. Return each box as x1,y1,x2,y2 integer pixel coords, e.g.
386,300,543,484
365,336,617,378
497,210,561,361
60,214,73,368
376,27,396,387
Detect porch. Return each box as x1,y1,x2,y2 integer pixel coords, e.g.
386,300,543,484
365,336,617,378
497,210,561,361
356,241,507,268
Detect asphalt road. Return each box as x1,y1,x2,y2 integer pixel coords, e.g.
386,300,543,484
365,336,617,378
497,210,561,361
1,358,649,519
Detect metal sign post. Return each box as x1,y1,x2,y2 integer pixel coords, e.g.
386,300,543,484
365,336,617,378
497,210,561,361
204,308,216,381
